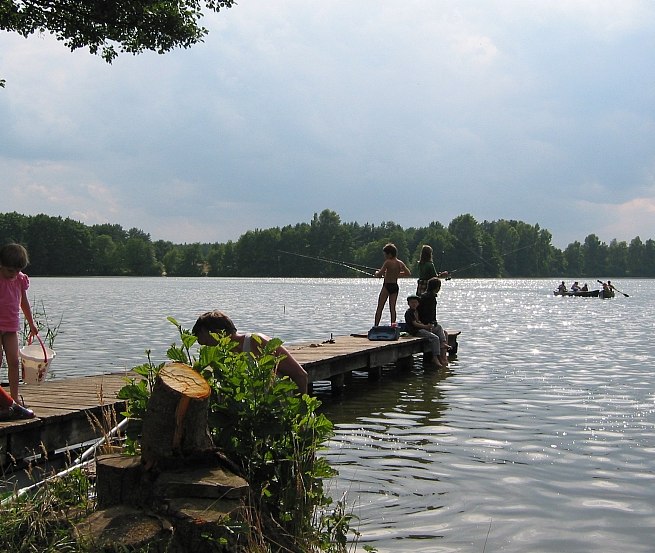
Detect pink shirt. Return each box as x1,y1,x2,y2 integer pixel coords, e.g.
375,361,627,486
0,272,29,332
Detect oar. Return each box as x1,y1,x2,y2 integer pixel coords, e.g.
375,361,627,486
597,280,629,297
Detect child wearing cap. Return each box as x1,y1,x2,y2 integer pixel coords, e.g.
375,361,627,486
404,294,446,368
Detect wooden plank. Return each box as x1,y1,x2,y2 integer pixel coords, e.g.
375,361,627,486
0,332,459,467
0,372,129,467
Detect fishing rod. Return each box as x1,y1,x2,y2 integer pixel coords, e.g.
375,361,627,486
277,250,377,277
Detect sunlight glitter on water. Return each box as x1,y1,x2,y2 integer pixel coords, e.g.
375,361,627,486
18,276,655,553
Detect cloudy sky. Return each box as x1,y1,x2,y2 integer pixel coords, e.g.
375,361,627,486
2,1,655,248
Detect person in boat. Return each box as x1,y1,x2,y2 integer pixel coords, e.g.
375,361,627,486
0,243,38,421
600,281,615,298
557,281,567,294
416,245,449,295
581,283,589,291
374,243,411,327
192,310,308,395
417,277,449,367
571,281,581,292
404,294,445,368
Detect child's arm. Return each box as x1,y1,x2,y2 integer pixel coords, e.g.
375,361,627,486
400,260,411,276
406,309,431,331
375,260,389,278
254,333,308,394
20,290,38,337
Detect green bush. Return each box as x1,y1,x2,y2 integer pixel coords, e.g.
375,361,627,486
118,318,367,552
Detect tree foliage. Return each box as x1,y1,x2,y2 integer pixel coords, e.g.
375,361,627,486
0,0,235,63
2,209,655,278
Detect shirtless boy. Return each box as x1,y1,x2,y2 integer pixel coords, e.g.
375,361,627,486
374,243,411,326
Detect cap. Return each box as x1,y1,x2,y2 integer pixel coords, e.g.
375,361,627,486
407,294,420,302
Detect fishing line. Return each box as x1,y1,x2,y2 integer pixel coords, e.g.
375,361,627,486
277,250,377,277
447,239,539,277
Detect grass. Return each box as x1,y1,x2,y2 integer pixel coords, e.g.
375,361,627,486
0,462,94,553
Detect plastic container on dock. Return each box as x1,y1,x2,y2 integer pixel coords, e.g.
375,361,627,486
19,337,56,384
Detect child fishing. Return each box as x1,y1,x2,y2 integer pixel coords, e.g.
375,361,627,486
374,243,411,327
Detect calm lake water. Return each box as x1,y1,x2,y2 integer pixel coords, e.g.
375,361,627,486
11,277,655,552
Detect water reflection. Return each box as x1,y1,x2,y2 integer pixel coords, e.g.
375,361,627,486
16,277,655,552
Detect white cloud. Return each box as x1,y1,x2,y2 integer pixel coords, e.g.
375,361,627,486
2,0,655,247
577,196,655,243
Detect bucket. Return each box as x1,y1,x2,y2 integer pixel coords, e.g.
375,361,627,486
20,335,56,384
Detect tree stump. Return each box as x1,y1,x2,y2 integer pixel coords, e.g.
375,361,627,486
141,362,213,470
96,453,146,508
74,505,174,552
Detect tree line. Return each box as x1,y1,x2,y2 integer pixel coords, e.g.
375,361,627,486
2,210,655,278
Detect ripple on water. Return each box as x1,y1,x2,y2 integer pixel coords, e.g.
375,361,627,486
23,277,655,553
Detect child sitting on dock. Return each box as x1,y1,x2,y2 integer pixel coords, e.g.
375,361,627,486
418,278,449,366
0,243,38,421
374,243,411,327
404,294,446,368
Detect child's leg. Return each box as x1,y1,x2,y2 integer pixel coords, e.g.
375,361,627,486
0,335,15,408
1,332,20,401
388,292,398,325
438,346,449,367
431,324,449,366
375,287,389,326
433,324,447,346
418,329,442,367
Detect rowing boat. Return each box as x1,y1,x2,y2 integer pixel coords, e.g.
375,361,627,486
553,289,616,299
553,289,600,297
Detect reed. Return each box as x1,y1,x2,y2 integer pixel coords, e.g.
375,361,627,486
0,462,93,552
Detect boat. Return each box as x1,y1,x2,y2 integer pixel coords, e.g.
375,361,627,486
553,289,600,297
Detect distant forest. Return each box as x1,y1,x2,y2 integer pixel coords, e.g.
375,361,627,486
2,210,655,278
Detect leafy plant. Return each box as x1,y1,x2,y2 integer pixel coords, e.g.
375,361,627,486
117,318,368,552
116,350,161,420
22,298,63,350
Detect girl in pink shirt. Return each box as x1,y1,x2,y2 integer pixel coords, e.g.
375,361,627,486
0,243,38,420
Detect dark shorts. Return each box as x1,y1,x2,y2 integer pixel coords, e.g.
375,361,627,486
384,282,399,295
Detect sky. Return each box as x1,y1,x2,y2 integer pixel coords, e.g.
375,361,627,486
2,1,655,249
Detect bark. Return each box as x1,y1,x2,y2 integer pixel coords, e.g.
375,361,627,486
140,362,213,470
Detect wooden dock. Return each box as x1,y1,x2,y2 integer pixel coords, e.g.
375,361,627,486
1,332,457,468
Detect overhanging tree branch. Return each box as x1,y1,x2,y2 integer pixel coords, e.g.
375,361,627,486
0,0,236,62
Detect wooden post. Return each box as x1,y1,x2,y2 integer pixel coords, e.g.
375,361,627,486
446,330,460,359
368,366,383,380
330,373,345,395
140,362,213,470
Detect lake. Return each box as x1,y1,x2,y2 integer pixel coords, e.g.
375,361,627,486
9,277,655,552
